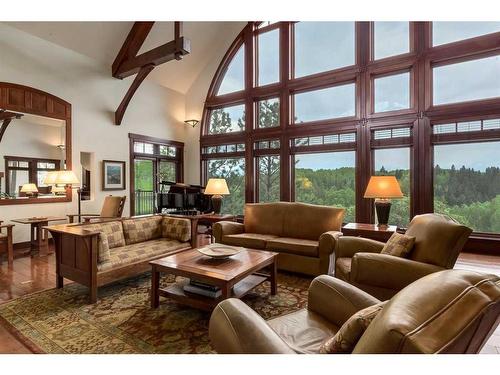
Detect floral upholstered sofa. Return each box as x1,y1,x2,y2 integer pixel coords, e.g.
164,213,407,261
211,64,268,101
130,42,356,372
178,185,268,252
45,215,195,303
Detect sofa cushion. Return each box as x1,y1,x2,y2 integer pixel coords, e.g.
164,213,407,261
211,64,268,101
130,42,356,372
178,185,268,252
244,203,287,236
222,233,278,249
268,309,339,354
97,232,111,263
97,238,190,272
266,237,319,257
162,217,191,242
85,221,125,249
282,203,345,241
335,257,352,282
319,301,387,354
122,216,163,245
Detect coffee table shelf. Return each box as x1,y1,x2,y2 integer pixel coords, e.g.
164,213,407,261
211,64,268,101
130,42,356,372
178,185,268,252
160,274,268,311
150,248,278,311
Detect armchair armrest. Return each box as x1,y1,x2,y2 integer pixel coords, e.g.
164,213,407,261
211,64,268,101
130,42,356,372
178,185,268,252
351,253,444,291
318,231,343,256
209,298,294,354
67,213,101,223
308,275,381,327
335,236,385,259
213,221,245,243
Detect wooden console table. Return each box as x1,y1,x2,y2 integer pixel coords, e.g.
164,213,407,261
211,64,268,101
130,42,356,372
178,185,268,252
11,216,66,256
342,223,398,242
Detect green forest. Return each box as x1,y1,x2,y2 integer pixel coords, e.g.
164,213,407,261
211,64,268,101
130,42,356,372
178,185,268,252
132,102,500,233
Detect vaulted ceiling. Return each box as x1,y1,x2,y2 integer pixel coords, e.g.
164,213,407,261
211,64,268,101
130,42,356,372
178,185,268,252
4,22,246,94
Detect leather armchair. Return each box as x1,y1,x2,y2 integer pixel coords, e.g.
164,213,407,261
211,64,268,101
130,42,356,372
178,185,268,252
334,213,472,300
209,270,500,354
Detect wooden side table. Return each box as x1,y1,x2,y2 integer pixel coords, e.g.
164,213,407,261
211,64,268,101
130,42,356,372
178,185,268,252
198,214,235,243
11,216,66,256
342,223,397,242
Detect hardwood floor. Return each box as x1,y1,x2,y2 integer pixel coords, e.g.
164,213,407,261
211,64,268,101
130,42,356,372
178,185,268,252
1,244,499,354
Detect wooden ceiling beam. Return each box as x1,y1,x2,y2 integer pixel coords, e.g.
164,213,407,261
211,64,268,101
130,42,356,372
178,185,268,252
112,22,155,78
0,118,13,143
112,21,191,125
115,64,155,126
114,37,191,79
0,110,23,121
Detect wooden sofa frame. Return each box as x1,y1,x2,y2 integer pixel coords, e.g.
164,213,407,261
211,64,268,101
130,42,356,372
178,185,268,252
45,214,199,303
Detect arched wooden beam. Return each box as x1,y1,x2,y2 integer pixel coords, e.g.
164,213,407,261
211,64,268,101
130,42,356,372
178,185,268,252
112,21,191,125
115,64,155,126
0,110,23,143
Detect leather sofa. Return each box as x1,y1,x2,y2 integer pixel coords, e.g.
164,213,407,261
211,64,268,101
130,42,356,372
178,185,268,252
213,202,345,276
209,270,500,354
334,213,472,300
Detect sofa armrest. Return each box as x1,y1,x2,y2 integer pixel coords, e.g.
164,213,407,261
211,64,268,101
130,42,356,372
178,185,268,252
209,298,294,354
351,253,445,291
308,275,381,327
335,236,385,259
213,221,245,243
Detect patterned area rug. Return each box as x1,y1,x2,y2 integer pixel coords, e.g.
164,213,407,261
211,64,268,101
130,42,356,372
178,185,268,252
0,273,311,353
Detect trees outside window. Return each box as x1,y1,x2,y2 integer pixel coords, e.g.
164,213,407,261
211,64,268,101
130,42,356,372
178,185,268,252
294,151,356,222
258,155,280,202
434,142,500,233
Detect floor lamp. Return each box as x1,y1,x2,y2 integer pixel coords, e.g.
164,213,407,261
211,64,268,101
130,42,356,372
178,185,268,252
54,170,81,221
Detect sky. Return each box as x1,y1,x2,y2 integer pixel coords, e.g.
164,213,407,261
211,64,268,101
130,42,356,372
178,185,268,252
213,22,500,172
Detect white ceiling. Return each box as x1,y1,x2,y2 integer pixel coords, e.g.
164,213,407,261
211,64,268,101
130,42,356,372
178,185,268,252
4,21,246,94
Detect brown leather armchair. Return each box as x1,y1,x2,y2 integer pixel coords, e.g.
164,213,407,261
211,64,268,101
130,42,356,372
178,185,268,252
209,270,500,354
334,213,472,300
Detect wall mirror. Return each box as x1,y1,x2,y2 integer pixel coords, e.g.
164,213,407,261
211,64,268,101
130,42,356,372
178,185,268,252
0,82,72,205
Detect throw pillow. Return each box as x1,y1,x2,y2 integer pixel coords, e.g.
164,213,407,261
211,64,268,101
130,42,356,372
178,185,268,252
85,221,126,249
162,217,191,242
320,301,387,354
122,216,162,244
380,232,415,258
97,232,111,263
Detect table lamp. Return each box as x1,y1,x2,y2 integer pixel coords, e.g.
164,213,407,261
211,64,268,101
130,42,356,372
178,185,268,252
43,171,64,195
53,170,81,219
20,183,39,197
204,178,230,214
364,176,403,227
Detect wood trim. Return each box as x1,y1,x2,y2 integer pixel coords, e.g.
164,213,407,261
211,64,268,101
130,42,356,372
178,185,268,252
0,82,72,206
199,23,500,253
128,133,185,215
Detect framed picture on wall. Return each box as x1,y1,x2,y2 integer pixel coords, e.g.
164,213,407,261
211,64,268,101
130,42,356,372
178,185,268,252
102,160,126,191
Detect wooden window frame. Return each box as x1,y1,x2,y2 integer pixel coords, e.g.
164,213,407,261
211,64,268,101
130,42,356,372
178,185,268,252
4,156,61,196
200,21,500,254
128,133,184,215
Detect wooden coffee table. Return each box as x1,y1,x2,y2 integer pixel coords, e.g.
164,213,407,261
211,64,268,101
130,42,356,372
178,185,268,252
150,248,278,311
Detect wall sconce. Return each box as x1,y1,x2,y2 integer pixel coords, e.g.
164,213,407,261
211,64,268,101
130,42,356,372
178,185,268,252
184,119,199,128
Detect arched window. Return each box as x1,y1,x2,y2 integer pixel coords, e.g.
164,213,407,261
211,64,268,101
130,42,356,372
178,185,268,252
201,22,500,243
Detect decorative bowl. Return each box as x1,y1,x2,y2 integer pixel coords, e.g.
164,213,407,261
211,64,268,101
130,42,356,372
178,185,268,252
197,244,242,259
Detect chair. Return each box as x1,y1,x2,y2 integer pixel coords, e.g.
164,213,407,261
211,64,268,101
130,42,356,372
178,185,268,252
209,270,500,354
67,195,126,223
0,220,14,266
333,213,472,300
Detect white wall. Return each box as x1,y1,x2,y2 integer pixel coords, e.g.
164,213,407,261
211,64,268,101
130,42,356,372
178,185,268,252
0,23,188,242
183,30,242,185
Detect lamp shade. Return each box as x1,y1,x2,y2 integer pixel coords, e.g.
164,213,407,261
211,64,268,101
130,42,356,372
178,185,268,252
364,176,403,199
20,183,38,193
43,171,59,185
204,178,230,195
53,170,80,185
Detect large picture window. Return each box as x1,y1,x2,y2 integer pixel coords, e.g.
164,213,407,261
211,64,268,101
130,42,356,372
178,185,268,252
434,141,500,233
374,148,411,227
206,158,246,215
433,55,500,106
294,151,356,222
201,22,500,249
